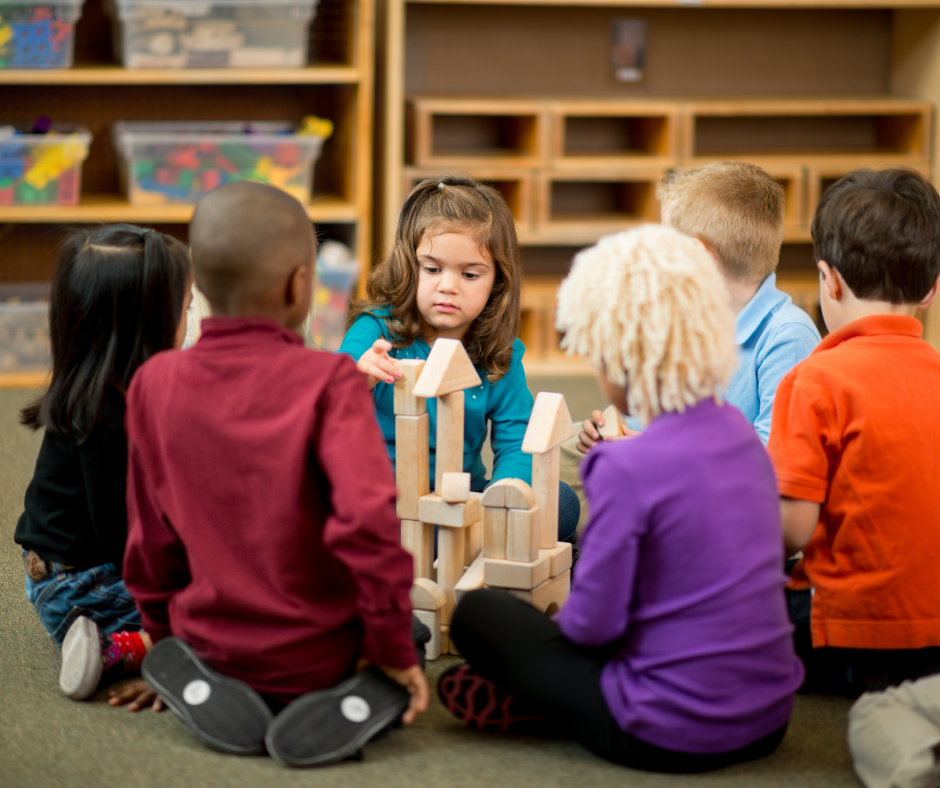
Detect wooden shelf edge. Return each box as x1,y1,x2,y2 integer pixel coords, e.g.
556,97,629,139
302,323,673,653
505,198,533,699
0,370,48,390
523,357,594,377
0,194,360,224
0,65,362,86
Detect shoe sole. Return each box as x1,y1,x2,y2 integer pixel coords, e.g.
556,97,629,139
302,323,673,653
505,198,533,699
142,638,273,756
265,668,409,767
59,617,102,701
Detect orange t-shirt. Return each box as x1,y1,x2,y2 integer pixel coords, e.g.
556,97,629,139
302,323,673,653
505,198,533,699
768,314,940,650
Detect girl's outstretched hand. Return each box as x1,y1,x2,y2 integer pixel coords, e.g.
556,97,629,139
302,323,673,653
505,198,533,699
379,664,430,725
108,679,165,712
357,339,402,389
577,410,640,454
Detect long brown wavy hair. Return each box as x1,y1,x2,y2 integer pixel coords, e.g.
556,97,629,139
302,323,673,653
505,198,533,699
349,174,522,381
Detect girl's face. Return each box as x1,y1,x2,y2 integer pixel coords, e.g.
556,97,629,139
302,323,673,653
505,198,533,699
174,276,195,350
415,231,497,342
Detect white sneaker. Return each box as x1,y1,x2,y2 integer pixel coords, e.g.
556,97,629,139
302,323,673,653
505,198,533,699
59,617,103,700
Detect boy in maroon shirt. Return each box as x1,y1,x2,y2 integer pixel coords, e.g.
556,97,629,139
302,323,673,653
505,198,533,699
122,181,429,765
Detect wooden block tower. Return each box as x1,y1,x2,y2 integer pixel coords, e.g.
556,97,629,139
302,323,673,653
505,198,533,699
480,393,576,615
395,345,578,655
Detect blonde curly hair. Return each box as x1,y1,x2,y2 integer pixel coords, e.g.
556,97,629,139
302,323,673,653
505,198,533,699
556,224,738,425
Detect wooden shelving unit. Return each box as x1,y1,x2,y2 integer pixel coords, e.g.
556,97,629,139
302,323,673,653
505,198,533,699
0,0,374,387
382,1,940,365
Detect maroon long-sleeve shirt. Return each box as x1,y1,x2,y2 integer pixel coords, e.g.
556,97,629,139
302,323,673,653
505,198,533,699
124,317,415,701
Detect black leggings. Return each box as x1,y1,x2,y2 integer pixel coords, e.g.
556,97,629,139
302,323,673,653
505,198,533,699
451,588,787,773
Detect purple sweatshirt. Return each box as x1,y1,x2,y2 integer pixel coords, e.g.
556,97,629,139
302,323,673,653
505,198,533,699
556,398,804,754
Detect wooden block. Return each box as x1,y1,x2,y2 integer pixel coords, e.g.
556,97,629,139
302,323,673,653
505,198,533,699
464,518,482,564
441,624,460,656
393,359,426,416
395,414,430,521
480,478,536,510
507,570,570,615
441,471,470,503
597,404,626,439
410,577,446,611
418,492,482,528
411,337,482,397
521,392,575,454
507,506,540,563
483,507,507,559
532,450,559,550
437,526,466,623
541,541,573,577
435,391,464,492
454,552,485,604
413,608,441,661
484,553,550,590
401,520,434,579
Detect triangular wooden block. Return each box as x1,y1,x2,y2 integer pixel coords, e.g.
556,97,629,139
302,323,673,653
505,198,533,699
521,392,575,454
412,338,482,398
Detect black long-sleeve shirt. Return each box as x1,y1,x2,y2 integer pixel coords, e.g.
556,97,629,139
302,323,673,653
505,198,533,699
15,388,128,570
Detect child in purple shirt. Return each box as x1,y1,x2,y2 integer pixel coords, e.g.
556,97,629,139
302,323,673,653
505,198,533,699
438,224,804,772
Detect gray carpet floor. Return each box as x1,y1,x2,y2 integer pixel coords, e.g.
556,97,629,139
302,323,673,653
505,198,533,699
0,383,858,788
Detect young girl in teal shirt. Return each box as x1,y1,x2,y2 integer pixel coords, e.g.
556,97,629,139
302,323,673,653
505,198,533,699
339,175,578,540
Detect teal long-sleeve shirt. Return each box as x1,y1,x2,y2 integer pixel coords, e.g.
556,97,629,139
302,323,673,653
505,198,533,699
339,310,534,488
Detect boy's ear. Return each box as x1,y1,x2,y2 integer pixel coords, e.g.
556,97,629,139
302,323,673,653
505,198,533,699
918,277,940,311
818,260,843,302
692,236,720,263
285,264,310,307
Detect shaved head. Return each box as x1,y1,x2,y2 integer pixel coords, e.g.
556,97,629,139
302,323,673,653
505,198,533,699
190,181,316,312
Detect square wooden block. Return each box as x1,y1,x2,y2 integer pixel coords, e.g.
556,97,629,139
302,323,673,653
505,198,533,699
418,492,482,528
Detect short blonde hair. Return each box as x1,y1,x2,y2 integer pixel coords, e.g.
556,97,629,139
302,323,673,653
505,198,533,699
556,225,737,425
657,161,785,283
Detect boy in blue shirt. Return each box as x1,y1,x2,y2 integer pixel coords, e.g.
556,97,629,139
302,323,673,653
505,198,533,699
568,162,820,530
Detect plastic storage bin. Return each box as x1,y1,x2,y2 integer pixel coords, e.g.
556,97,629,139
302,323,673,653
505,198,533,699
107,0,319,68
0,1,85,68
309,240,358,351
0,283,50,372
0,124,91,205
112,121,326,205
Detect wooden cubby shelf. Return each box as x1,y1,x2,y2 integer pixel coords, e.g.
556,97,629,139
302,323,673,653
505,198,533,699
383,1,940,364
0,65,362,85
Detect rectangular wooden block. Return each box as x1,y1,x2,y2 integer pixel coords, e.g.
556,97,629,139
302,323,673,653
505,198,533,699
507,569,570,614
464,518,482,564
484,553,550,590
454,552,485,605
532,450,559,550
393,359,426,416
507,506,540,563
483,507,507,559
413,608,441,660
541,541,572,577
441,624,460,656
418,492,481,528
401,520,434,579
441,471,470,503
437,525,466,624
395,414,430,521
435,391,465,492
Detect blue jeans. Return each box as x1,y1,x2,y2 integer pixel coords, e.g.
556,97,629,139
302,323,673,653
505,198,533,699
23,555,141,647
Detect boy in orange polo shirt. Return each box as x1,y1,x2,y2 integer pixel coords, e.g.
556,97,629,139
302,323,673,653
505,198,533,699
768,168,940,695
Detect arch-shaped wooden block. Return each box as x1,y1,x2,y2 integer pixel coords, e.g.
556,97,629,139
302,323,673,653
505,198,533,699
411,577,446,611
480,478,536,510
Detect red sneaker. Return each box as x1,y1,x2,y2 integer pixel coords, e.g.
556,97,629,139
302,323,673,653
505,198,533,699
437,663,547,733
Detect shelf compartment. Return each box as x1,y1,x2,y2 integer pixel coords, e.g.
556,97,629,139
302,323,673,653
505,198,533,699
537,170,663,234
804,161,932,223
681,97,933,165
404,167,533,231
407,97,548,167
549,101,679,168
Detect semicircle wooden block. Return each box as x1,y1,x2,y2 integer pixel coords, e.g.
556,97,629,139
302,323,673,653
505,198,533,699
482,478,536,510
411,577,446,611
412,338,482,398
521,392,575,454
